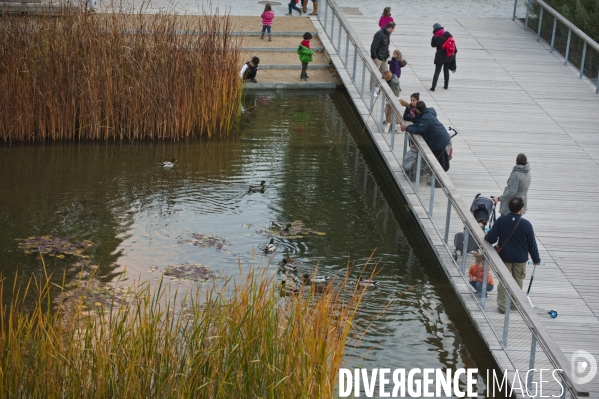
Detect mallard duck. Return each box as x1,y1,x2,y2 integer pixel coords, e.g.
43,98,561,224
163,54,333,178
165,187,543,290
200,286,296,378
280,258,298,272
249,181,266,192
262,238,276,253
270,221,285,229
280,279,300,296
162,158,176,168
303,274,331,284
357,278,379,288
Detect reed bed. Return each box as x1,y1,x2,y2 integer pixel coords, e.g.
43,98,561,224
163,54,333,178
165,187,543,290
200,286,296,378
0,264,367,397
0,6,243,142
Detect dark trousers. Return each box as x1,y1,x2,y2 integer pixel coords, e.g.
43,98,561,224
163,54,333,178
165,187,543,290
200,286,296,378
432,147,450,172
261,25,271,34
243,70,257,81
300,62,309,79
432,63,450,90
288,1,301,14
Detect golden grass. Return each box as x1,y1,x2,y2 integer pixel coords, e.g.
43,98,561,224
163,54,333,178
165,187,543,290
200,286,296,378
0,262,368,397
0,6,243,142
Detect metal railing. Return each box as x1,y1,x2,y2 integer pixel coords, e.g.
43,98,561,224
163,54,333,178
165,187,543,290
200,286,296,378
317,0,589,397
514,0,599,93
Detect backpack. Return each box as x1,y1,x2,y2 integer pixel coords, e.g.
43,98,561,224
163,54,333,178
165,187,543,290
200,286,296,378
441,37,456,57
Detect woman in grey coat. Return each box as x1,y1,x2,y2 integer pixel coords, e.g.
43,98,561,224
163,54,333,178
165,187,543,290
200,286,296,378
493,153,531,215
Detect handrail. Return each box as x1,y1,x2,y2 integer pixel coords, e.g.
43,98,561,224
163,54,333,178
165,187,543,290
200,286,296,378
320,0,590,396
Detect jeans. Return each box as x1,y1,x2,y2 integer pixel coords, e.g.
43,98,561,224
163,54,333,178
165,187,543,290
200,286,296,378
497,262,526,311
470,281,494,297
288,1,301,14
431,62,450,90
261,25,271,34
300,62,309,79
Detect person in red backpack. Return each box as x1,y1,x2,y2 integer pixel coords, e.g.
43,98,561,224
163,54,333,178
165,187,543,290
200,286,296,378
287,0,302,16
430,23,457,91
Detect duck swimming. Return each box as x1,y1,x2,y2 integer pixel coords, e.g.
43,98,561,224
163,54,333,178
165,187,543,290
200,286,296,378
357,278,379,288
262,238,276,253
162,158,176,168
249,181,266,192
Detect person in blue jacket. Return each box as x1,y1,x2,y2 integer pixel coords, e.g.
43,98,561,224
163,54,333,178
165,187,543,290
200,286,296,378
485,197,541,314
400,101,450,171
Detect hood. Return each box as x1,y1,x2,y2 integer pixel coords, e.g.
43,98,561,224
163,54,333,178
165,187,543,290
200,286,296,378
513,163,531,173
423,107,437,117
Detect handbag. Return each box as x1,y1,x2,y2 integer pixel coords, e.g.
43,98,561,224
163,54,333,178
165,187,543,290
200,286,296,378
494,217,522,256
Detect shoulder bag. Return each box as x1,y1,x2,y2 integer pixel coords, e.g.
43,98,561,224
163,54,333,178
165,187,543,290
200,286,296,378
494,217,522,256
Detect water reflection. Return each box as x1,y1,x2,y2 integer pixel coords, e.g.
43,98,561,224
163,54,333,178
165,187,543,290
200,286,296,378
0,91,493,385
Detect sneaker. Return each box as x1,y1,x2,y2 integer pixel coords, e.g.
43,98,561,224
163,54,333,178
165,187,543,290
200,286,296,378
251,78,257,83
429,87,435,92
286,12,292,16
383,123,390,134
498,308,505,314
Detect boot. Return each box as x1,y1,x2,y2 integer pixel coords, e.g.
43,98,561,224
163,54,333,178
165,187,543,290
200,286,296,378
309,1,318,15
268,34,272,42
260,32,265,40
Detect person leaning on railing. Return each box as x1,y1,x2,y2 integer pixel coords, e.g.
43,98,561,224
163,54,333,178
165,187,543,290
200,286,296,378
485,197,541,314
399,101,450,172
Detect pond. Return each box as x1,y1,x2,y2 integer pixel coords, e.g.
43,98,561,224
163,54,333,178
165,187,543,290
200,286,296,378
0,90,495,392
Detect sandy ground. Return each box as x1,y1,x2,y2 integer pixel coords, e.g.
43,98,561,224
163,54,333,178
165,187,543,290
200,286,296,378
251,68,339,83
242,51,329,65
237,35,323,49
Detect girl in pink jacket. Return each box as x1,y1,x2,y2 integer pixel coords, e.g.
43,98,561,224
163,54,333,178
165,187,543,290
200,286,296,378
261,3,275,41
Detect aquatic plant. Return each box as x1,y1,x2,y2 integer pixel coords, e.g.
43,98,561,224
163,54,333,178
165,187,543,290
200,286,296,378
0,4,243,142
0,261,369,397
17,235,93,258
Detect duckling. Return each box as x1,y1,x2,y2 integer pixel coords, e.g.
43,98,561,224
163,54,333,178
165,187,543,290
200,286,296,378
280,258,298,272
357,278,379,288
262,238,276,253
280,279,300,296
249,181,266,192
303,274,331,284
162,158,176,168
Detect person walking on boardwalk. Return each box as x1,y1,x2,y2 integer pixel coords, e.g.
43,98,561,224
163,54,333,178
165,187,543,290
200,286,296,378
260,3,275,42
297,32,314,81
485,197,541,314
378,7,394,29
430,23,457,91
399,101,451,171
492,153,531,216
370,22,396,75
287,0,302,16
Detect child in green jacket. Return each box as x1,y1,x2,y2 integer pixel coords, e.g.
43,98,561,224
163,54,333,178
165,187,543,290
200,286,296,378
297,32,315,81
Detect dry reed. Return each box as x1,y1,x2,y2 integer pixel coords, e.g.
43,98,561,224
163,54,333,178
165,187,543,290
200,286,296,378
0,262,368,397
0,5,243,142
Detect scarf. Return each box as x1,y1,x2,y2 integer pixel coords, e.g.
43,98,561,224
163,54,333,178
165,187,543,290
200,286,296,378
434,28,445,37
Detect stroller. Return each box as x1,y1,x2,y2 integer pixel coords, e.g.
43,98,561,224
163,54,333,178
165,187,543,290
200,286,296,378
452,193,497,260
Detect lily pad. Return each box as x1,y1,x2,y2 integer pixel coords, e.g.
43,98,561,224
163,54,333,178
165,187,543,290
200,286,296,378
163,262,222,282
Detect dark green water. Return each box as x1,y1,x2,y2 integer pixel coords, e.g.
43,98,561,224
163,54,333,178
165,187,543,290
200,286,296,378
0,91,495,392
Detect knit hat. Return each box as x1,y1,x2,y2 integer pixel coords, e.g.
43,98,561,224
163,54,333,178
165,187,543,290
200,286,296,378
433,23,443,31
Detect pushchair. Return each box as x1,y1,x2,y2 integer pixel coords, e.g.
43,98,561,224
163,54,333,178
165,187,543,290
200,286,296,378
452,193,496,260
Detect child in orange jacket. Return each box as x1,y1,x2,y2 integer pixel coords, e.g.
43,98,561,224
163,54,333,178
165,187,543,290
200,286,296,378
468,253,494,298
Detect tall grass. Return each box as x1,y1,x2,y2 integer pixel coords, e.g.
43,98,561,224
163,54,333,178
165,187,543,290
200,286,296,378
0,265,367,397
0,6,243,142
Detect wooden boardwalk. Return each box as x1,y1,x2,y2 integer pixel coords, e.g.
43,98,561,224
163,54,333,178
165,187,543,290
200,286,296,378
338,15,599,397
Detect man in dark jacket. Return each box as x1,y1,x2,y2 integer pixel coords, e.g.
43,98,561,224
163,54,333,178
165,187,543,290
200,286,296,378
485,197,541,314
370,22,396,75
400,101,450,171
430,22,457,91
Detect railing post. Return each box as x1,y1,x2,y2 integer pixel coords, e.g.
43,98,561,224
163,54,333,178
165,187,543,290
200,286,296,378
528,335,537,393
444,200,451,244
372,185,377,208
550,17,557,53
512,0,518,21
502,295,511,348
380,95,386,131
403,131,408,159
415,151,422,195
330,14,335,44
564,29,571,65
460,228,469,274
536,7,544,41
370,76,375,111
390,119,396,149
338,23,342,53
480,260,489,309
360,61,366,97
579,42,587,78
596,68,599,94
352,45,357,82
323,0,328,34
524,0,531,31
345,34,349,67
429,174,436,217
